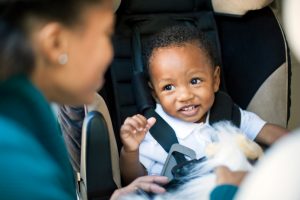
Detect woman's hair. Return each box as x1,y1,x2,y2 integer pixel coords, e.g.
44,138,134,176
0,0,105,80
143,25,218,73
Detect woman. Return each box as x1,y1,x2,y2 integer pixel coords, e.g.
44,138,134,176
0,0,168,199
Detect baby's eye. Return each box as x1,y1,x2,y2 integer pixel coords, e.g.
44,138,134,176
191,78,201,85
163,84,175,91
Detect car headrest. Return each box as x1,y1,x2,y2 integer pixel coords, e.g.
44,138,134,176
212,0,273,15
113,0,121,12
117,0,213,14
117,0,273,16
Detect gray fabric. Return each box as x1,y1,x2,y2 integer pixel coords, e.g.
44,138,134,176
247,63,288,127
58,105,85,172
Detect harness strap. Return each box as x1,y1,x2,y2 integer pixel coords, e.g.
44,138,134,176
144,109,187,164
209,91,241,127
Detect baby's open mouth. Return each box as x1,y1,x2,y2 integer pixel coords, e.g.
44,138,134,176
180,105,197,111
179,105,199,116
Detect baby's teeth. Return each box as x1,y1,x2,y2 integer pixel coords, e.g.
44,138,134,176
183,106,194,111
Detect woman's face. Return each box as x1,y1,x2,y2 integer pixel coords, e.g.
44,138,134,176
43,3,115,105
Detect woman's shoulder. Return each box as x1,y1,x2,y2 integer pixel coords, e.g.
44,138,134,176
0,75,57,134
0,116,42,150
0,116,29,136
0,116,75,199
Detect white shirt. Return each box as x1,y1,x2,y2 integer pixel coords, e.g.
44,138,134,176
139,104,266,175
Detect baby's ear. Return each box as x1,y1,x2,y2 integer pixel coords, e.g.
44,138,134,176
148,81,153,90
213,66,221,92
235,135,264,160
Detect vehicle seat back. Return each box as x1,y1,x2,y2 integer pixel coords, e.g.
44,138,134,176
101,0,290,151
79,94,121,200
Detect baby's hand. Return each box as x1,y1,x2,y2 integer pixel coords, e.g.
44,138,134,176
120,114,156,152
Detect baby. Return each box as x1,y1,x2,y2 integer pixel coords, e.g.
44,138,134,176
119,25,287,184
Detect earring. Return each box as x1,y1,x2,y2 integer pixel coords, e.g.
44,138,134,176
58,53,68,65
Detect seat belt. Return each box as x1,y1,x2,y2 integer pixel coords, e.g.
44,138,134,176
209,91,241,127
144,109,187,164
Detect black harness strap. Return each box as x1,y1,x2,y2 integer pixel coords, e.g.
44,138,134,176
144,109,187,164
209,91,241,127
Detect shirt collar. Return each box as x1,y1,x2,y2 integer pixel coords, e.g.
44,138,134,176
155,104,210,139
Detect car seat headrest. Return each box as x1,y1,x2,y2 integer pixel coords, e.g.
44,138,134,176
212,0,273,15
113,0,121,12
117,0,273,15
117,0,213,14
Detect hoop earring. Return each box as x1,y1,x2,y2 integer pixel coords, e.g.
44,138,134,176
58,53,68,65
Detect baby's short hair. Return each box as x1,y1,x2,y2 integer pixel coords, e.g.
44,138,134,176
143,24,218,71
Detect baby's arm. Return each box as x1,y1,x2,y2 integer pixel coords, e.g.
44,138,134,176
119,114,156,184
255,123,288,145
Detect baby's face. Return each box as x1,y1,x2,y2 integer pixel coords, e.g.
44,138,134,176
149,43,220,123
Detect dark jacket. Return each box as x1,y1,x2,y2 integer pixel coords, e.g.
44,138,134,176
0,75,76,200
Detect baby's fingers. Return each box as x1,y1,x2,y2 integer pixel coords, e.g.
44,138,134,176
146,117,156,130
120,123,137,138
121,115,148,135
131,114,148,132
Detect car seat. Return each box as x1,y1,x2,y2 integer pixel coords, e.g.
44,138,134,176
100,0,290,149
77,94,121,200
77,0,290,198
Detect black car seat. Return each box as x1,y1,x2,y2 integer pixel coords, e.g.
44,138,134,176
100,0,290,150
68,0,290,199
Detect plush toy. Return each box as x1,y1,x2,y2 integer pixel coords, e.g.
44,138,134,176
121,121,263,200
